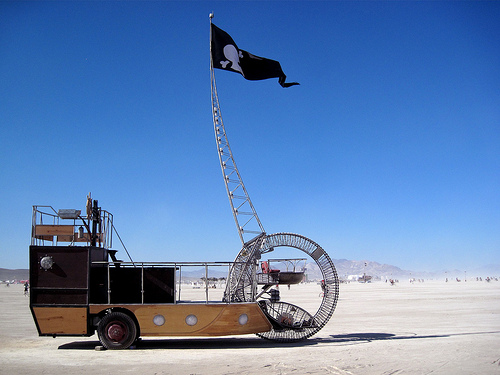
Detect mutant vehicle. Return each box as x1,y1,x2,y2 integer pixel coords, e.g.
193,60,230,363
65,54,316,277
28,17,339,349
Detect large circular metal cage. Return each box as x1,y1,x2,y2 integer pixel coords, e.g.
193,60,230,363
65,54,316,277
225,233,339,342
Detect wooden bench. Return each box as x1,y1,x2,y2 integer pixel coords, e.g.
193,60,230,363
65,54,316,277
34,225,102,243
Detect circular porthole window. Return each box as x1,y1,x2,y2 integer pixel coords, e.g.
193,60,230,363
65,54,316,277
185,314,198,326
40,256,54,270
153,314,165,326
238,314,248,325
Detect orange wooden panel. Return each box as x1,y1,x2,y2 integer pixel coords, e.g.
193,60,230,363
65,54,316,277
57,235,75,242
195,303,272,336
33,307,87,335
35,225,74,236
35,235,54,241
89,303,272,337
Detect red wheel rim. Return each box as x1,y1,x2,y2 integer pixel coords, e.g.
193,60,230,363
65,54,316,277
106,322,127,342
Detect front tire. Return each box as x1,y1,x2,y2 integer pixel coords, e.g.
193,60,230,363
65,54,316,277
97,312,137,350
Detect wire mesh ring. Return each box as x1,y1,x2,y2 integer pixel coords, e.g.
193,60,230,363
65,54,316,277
256,233,339,342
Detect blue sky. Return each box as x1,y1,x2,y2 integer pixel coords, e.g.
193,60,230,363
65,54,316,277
1,1,499,272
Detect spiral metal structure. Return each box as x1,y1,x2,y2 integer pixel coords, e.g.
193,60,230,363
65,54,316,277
225,233,339,342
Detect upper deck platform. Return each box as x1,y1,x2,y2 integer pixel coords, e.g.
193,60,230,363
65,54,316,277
31,204,113,249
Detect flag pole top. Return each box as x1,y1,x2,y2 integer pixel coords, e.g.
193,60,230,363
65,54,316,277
209,12,214,20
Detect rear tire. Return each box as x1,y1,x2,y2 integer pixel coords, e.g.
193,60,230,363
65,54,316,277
97,312,137,350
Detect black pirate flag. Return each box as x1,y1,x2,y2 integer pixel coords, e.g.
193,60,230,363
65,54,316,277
211,23,299,88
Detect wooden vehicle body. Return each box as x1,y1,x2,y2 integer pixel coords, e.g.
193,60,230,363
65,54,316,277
29,205,277,349
29,244,272,347
29,200,338,349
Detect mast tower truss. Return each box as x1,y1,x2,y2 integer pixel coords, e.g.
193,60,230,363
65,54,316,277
210,66,265,245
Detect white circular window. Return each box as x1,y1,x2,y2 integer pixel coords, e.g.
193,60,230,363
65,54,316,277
153,314,165,326
238,314,248,325
185,314,198,326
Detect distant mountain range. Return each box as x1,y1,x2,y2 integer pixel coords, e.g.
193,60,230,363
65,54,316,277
323,259,411,279
0,268,29,282
325,260,500,281
2,260,499,282
325,260,500,280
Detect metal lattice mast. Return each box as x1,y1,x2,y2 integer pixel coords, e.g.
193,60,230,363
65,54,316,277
210,16,265,245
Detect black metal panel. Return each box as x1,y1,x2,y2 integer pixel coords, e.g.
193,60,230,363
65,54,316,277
31,289,88,305
109,268,142,303
89,266,108,304
143,268,175,303
30,246,89,289
30,245,175,305
89,266,176,304
29,245,109,306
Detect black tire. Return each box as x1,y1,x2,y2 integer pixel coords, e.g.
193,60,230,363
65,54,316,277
97,312,137,350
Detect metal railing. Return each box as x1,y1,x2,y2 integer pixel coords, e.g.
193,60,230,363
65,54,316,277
31,205,113,249
92,261,253,305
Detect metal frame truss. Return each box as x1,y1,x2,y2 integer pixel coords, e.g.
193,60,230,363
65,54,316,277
210,66,265,245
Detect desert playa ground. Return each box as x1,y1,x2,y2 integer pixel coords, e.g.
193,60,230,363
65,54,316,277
1,280,499,375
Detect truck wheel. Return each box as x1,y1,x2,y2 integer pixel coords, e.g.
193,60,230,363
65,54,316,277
97,312,137,350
